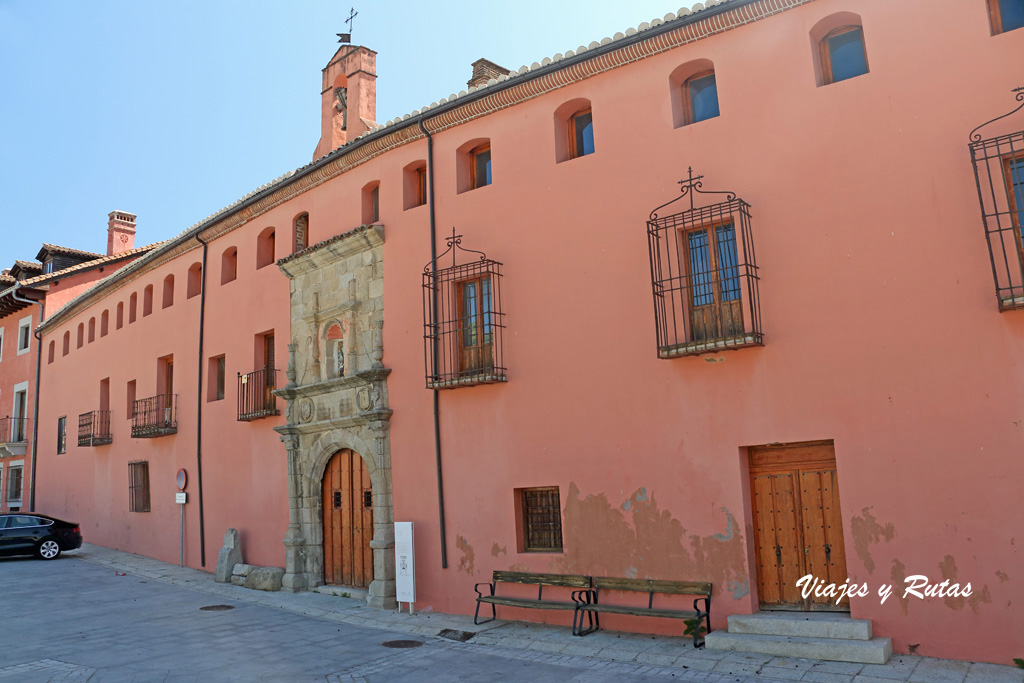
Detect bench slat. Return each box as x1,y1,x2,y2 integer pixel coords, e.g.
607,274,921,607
492,571,591,588
479,596,577,610
579,604,699,619
594,577,711,595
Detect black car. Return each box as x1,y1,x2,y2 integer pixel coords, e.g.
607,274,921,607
0,513,82,560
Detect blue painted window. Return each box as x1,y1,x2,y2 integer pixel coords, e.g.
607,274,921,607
473,146,492,188
686,222,739,305
571,109,595,158
1009,157,1024,243
995,0,1024,33
823,27,868,84
687,72,720,124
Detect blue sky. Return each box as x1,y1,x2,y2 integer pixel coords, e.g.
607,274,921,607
0,0,680,265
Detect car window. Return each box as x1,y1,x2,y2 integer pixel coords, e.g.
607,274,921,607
0,516,9,529
10,516,43,528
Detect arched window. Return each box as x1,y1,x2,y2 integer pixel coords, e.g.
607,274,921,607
100,310,109,337
129,293,137,323
325,323,345,379
990,0,1024,34
293,213,309,253
256,227,276,269
683,71,720,125
221,247,237,285
88,317,96,343
48,340,55,364
458,139,492,193
116,302,124,329
143,284,154,316
187,263,202,298
404,161,428,210
362,182,380,224
162,274,175,308
811,14,869,87
555,99,595,162
77,323,84,348
62,331,70,356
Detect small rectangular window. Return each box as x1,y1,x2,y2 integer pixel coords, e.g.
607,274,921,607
17,316,31,355
472,146,492,189
516,486,563,552
417,167,427,206
685,72,720,124
821,26,868,85
128,461,150,512
208,355,226,402
126,380,136,419
570,109,595,158
57,417,67,454
371,185,380,223
7,465,23,504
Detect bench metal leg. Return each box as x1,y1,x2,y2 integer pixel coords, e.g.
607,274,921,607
474,600,496,625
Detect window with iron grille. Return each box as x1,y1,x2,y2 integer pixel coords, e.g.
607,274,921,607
517,487,563,552
423,230,506,388
57,416,66,454
7,465,23,505
969,89,1024,310
646,168,762,357
129,461,150,512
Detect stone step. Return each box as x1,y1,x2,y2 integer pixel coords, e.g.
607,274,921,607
727,613,872,640
705,631,892,664
315,585,368,601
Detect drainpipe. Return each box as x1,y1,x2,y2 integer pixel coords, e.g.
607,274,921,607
194,234,209,566
418,118,448,569
8,286,43,511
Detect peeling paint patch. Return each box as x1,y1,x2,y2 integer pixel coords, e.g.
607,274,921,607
727,578,750,599
508,562,528,572
491,543,506,557
890,559,910,615
456,535,475,575
938,555,964,611
850,507,895,575
996,570,1010,583
555,483,748,600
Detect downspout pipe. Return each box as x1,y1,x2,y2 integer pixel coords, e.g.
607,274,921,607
194,234,209,566
8,286,43,511
418,118,448,569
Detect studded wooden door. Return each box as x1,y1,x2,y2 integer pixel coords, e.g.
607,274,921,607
322,449,374,588
750,441,848,611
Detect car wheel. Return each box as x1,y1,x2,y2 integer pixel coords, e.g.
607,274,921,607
37,539,61,560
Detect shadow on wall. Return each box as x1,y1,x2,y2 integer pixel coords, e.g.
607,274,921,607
551,483,750,600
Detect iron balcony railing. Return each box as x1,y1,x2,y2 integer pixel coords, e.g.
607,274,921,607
0,416,29,443
132,394,177,438
78,410,113,447
237,368,279,421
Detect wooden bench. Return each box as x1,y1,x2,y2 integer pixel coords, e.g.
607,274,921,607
474,571,594,633
572,577,712,648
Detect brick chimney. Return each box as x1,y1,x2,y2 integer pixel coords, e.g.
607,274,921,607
107,211,137,256
314,45,377,161
467,59,512,88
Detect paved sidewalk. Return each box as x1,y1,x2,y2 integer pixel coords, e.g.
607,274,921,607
46,544,1024,683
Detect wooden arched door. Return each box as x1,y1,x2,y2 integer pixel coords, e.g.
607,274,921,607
321,449,374,587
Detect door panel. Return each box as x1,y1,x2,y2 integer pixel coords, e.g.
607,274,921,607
750,442,848,611
322,449,373,588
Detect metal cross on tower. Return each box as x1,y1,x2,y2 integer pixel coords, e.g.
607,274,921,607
337,7,358,43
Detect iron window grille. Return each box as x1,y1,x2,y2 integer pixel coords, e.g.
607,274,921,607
0,416,29,443
128,461,150,512
131,394,177,438
520,487,563,552
237,368,279,421
646,168,763,357
423,229,506,389
969,87,1024,311
6,465,23,505
78,410,112,447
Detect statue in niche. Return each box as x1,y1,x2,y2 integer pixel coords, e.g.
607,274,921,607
325,322,345,379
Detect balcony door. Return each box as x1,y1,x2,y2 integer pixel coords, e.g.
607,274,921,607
163,359,174,426
12,390,27,442
682,222,743,341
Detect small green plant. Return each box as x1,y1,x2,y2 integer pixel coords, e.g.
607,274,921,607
683,618,707,638
1013,658,1024,669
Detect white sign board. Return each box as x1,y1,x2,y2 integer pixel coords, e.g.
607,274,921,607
175,492,187,504
394,521,415,603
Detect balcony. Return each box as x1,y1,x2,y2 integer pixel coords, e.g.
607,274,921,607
237,368,279,421
132,395,177,438
78,410,113,447
0,416,29,456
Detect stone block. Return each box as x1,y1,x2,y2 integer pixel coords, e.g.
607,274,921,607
244,566,285,591
214,528,243,583
232,563,257,577
230,575,245,586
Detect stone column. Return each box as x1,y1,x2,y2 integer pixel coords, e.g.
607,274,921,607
366,416,397,609
281,433,308,593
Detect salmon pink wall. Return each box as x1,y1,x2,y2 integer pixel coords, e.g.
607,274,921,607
373,0,1023,665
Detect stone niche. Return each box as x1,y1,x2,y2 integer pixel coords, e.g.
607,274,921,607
275,224,396,609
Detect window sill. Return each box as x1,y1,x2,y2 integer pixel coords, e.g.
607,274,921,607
427,373,507,390
999,294,1024,311
659,333,763,358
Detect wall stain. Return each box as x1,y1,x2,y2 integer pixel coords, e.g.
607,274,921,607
491,543,507,557
850,507,895,575
938,555,991,613
508,562,529,572
553,483,748,600
996,570,1009,583
890,558,910,615
456,535,476,575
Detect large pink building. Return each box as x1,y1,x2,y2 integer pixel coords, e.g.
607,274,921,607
25,0,1024,667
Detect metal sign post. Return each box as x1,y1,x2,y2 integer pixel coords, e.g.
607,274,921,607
176,469,188,567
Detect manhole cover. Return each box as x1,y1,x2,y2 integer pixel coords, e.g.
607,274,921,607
381,640,423,649
437,629,475,642
199,605,235,611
